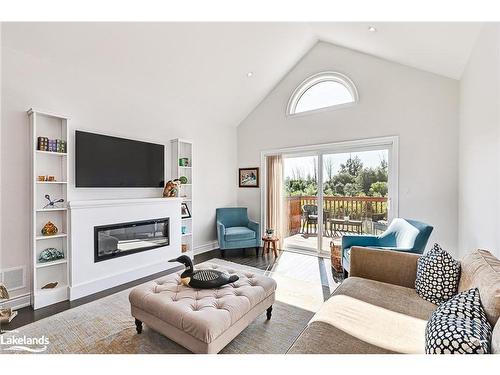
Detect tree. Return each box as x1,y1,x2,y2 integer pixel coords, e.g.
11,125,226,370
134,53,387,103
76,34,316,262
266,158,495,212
369,181,388,197
339,155,363,176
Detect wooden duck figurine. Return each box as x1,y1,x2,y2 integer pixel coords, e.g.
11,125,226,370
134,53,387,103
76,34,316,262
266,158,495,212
169,255,239,289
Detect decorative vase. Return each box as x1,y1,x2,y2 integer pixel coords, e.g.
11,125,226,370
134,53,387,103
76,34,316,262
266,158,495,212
39,248,64,263
41,221,58,236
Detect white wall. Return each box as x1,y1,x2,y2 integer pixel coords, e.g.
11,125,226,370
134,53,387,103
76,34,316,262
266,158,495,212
1,34,238,299
458,24,500,258
237,42,459,253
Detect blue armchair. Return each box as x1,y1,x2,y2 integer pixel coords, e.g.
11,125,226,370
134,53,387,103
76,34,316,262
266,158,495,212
341,218,433,275
216,208,260,254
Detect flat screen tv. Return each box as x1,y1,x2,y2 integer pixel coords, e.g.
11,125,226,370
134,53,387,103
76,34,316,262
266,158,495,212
76,131,165,188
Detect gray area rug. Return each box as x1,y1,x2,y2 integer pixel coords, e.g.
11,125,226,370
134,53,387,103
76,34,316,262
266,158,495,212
1,259,315,354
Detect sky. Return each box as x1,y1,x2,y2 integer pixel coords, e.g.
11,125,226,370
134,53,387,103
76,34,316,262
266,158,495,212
284,149,388,181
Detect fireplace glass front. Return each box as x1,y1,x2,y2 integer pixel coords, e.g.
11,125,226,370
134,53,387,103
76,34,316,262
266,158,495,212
94,218,169,262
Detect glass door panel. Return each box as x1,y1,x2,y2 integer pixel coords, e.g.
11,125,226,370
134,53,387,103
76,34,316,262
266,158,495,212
320,150,390,254
282,155,319,253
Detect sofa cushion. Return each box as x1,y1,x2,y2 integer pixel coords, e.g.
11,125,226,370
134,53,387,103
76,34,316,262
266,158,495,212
224,226,256,242
415,243,460,305
287,320,395,354
288,277,437,354
335,276,437,320
459,249,500,326
425,288,492,354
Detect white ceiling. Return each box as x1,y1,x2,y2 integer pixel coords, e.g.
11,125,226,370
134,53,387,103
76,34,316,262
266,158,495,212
311,22,483,79
2,22,483,128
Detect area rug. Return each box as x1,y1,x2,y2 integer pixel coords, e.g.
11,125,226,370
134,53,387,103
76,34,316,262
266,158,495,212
1,259,316,354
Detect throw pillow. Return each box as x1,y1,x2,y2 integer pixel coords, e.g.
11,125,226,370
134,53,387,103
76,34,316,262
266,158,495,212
425,288,492,354
415,243,461,304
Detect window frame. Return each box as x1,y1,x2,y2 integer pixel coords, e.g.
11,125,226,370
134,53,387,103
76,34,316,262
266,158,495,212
286,71,359,117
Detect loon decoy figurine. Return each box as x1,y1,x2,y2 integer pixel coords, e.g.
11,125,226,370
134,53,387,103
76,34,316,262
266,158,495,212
169,255,239,289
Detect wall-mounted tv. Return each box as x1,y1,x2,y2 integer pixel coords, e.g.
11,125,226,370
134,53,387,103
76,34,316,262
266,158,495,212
75,131,165,188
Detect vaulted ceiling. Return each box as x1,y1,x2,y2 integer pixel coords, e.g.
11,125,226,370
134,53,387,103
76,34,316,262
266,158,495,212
2,22,482,127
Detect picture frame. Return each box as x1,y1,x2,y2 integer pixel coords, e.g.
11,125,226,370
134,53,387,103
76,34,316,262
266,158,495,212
181,203,191,218
239,167,259,188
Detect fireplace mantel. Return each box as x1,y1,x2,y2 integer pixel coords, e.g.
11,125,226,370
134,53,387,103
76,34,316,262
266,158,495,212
69,197,182,209
69,197,182,300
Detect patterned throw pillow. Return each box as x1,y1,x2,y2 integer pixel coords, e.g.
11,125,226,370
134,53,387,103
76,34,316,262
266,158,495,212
425,288,492,354
415,243,461,304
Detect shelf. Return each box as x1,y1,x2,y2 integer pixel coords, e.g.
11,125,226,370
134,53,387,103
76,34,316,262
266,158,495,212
36,233,67,241
182,198,192,202
180,183,192,186
36,181,68,184
36,207,68,212
182,217,192,221
179,166,192,169
182,233,192,237
35,259,67,268
36,150,67,156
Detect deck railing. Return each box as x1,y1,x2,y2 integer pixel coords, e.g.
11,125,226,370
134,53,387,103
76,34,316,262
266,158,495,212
286,195,388,236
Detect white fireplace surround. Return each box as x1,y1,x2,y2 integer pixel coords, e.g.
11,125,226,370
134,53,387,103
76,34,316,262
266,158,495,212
69,198,182,300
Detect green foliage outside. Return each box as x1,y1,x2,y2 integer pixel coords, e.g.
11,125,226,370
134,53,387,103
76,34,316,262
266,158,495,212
285,155,388,198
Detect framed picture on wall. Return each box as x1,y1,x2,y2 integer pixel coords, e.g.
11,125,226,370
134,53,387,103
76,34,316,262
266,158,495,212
181,203,191,218
239,167,259,188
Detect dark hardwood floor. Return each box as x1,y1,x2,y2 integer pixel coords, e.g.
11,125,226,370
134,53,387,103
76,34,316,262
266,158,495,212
1,247,334,332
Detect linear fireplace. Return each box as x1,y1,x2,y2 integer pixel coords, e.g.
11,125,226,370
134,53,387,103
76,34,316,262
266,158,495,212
94,217,170,262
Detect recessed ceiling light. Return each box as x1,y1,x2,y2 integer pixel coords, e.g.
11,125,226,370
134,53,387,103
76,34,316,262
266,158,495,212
368,26,377,33
246,72,254,78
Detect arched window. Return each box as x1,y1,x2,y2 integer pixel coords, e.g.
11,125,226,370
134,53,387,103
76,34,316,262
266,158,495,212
287,72,358,115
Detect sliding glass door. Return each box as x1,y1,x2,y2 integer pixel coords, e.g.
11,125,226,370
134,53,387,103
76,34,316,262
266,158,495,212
274,139,395,257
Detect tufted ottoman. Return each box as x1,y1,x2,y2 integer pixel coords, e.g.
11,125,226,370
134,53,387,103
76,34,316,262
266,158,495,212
129,262,277,353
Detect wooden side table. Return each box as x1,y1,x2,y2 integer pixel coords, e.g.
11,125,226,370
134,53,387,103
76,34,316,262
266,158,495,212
262,236,279,257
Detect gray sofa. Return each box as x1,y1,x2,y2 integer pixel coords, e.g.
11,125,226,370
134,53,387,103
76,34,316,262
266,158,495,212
288,247,500,354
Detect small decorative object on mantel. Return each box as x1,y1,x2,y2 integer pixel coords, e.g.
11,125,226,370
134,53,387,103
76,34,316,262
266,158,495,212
179,176,188,184
47,175,56,182
181,244,188,253
43,194,65,209
239,167,259,188
181,203,191,218
38,248,64,263
163,179,181,198
179,158,189,167
0,282,17,324
41,282,58,289
38,175,46,181
41,221,58,236
265,228,275,239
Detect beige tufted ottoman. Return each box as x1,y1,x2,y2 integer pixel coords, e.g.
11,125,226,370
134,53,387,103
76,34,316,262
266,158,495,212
129,262,277,353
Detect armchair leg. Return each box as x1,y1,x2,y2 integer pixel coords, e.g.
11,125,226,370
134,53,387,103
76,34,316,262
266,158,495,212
256,247,260,257
221,249,226,258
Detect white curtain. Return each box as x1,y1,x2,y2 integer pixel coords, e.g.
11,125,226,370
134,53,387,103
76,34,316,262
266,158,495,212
266,155,284,245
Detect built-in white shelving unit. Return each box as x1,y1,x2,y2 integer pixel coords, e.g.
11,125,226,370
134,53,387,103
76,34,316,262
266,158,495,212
29,109,70,309
170,139,194,259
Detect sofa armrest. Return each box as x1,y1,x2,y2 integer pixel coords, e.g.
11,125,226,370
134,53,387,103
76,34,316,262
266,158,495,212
247,220,260,245
341,235,378,257
349,246,420,289
217,221,226,247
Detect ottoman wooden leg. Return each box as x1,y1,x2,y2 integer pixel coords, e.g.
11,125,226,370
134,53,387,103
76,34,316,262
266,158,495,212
266,306,273,320
135,318,143,334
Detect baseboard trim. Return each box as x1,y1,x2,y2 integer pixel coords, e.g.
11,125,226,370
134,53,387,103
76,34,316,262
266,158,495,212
1,293,31,310
194,241,219,255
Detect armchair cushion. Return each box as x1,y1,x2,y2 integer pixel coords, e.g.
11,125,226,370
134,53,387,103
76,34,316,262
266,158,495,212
224,226,256,242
